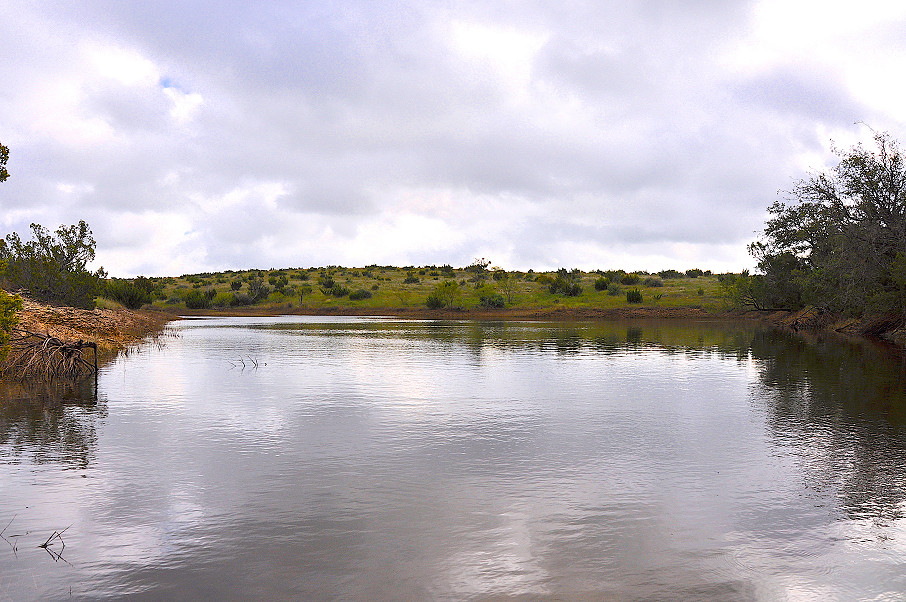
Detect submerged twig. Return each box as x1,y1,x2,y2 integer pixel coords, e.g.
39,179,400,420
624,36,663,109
38,525,71,564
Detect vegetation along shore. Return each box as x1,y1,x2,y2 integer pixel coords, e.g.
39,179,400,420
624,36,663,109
3,131,906,380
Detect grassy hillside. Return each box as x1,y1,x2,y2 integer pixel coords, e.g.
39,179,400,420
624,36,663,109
114,265,733,314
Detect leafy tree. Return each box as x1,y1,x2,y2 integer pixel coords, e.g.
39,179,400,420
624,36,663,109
749,132,906,319
0,221,106,308
0,141,8,183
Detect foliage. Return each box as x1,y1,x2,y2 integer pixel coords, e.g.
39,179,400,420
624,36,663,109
426,281,462,309
476,284,505,308
0,141,8,183
685,269,704,278
327,284,350,297
594,277,610,291
620,273,640,285
642,276,663,287
658,269,683,279
0,290,21,361
104,276,155,309
248,279,271,302
626,288,643,303
403,272,420,284
549,268,583,296
184,289,213,309
607,283,622,296
349,289,372,300
748,132,906,318
0,221,106,308
231,279,242,290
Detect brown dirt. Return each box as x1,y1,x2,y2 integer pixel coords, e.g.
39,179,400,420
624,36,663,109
15,297,173,353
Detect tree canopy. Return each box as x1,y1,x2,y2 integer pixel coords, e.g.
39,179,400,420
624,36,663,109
0,141,8,183
742,132,906,321
0,221,107,308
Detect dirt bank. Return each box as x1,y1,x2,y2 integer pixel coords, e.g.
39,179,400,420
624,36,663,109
15,297,173,353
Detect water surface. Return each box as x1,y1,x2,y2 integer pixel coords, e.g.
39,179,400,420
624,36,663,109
1,317,906,600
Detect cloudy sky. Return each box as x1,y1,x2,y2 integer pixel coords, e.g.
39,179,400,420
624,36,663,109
2,0,905,277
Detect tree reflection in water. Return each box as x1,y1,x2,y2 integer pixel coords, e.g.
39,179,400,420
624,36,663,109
0,378,102,469
749,328,906,525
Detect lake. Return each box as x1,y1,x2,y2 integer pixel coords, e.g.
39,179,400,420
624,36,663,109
2,316,906,600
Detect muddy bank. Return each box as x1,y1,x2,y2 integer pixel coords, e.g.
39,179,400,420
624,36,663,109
15,297,172,353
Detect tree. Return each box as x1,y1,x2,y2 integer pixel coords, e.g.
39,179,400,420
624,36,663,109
749,132,906,319
0,141,9,183
0,221,107,308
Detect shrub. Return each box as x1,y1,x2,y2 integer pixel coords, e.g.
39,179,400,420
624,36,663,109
607,283,622,296
184,289,211,309
620,273,640,285
425,281,462,309
0,290,22,362
104,277,154,309
230,279,242,291
549,268,583,296
594,277,610,291
686,268,704,278
403,272,420,284
349,289,372,300
231,293,253,306
328,284,350,297
212,291,234,307
642,276,663,287
658,269,683,279
479,293,506,308
626,288,643,303
248,279,271,302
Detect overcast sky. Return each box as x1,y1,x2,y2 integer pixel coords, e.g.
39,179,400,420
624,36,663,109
2,1,905,277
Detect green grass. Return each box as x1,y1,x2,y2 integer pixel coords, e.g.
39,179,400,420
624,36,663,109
138,266,733,314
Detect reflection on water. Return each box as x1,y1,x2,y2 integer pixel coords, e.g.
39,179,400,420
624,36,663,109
1,317,906,600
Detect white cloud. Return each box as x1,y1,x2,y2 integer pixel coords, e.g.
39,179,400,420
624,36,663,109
0,0,904,276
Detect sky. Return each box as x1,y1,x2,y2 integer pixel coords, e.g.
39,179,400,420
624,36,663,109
2,0,906,277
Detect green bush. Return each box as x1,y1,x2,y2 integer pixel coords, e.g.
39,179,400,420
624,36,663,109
607,283,622,296
686,268,704,278
104,277,155,309
328,284,349,297
0,290,22,362
626,288,643,303
349,289,372,300
425,281,462,309
212,291,234,307
658,269,683,279
620,273,640,285
594,277,610,291
184,289,211,309
642,276,663,287
403,272,420,284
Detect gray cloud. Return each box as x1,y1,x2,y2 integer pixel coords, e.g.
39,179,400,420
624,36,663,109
0,0,902,275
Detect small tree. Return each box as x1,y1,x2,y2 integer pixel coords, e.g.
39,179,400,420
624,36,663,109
0,221,106,308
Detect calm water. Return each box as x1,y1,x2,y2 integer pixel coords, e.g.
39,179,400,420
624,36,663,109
2,316,906,600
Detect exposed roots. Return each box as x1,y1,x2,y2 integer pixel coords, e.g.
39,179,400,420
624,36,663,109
2,327,98,381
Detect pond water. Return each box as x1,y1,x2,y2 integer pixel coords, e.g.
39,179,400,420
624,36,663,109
2,316,906,600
